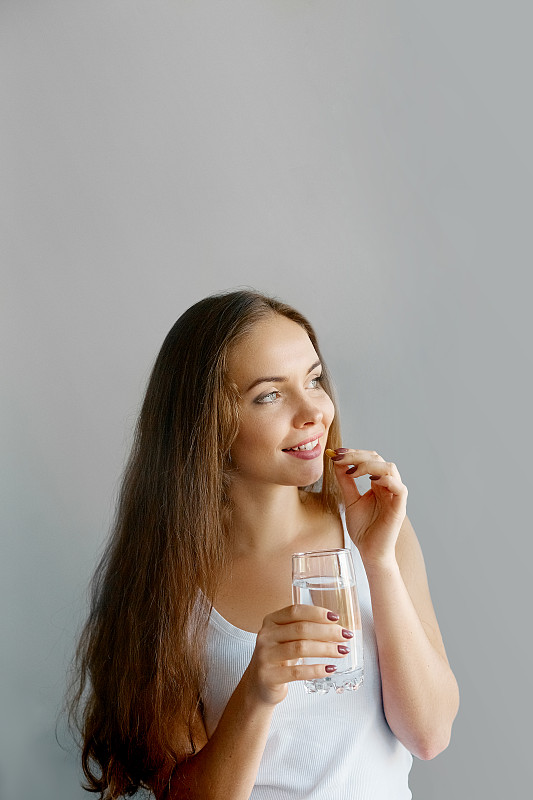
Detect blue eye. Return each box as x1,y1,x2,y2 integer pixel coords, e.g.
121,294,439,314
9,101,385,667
254,375,322,404
255,391,280,404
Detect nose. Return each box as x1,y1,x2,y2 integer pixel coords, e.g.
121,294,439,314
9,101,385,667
292,392,323,428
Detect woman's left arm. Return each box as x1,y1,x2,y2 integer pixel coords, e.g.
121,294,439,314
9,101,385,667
326,449,460,760
364,516,459,760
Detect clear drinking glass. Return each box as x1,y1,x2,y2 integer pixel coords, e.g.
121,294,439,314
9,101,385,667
292,548,364,694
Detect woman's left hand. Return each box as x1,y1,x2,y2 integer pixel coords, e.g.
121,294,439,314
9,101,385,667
326,448,408,566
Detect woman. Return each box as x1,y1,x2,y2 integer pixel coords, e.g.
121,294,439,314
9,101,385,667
69,290,459,799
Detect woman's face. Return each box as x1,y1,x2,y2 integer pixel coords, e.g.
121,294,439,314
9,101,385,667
227,314,335,490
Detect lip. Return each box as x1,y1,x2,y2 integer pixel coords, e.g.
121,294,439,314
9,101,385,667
283,442,322,460
283,433,324,451
282,432,325,460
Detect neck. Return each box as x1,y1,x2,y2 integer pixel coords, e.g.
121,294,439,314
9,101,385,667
228,480,312,557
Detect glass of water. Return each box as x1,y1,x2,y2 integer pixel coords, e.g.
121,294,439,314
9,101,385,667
292,548,364,694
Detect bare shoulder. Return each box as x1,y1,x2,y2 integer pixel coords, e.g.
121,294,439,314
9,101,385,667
395,516,450,663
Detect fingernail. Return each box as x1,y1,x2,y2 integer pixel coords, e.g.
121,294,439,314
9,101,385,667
331,454,345,461
338,645,350,655
335,448,349,454
342,629,354,639
345,466,357,475
325,449,336,458
325,665,337,673
370,475,379,481
327,611,340,621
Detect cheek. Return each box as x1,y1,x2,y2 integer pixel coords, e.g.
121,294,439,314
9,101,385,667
230,415,277,467
236,426,266,451
322,393,335,430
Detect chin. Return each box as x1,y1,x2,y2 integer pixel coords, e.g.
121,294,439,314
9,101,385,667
292,466,324,488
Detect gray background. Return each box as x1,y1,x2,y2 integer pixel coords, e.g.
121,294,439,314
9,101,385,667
2,2,531,798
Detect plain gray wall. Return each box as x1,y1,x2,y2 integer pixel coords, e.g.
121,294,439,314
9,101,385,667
2,2,531,798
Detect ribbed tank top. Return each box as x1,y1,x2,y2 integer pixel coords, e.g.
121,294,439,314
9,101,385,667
202,513,413,799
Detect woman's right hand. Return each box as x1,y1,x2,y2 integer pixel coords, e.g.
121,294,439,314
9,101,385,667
243,604,352,706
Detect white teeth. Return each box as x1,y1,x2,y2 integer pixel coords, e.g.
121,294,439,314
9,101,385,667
290,439,319,451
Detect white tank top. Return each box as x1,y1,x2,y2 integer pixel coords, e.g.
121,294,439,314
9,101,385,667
202,514,413,799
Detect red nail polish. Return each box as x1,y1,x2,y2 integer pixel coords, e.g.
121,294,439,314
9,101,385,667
342,629,354,639
338,645,350,654
346,466,357,475
370,475,379,481
331,454,345,461
327,611,340,621
325,665,337,673
335,448,349,454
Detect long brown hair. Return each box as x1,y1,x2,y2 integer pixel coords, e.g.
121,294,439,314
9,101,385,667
68,290,342,798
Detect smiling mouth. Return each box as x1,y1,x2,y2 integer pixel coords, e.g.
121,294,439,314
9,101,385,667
283,438,320,452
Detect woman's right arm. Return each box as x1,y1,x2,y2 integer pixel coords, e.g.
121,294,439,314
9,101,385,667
156,605,350,800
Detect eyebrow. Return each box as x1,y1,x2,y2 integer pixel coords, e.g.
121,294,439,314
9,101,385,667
245,360,322,393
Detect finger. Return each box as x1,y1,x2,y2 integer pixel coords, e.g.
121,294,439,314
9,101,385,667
343,459,401,480
269,661,344,684
370,473,405,492
267,604,343,627
274,639,352,663
267,619,351,645
334,463,362,508
325,448,385,465
325,450,364,506
369,474,408,502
